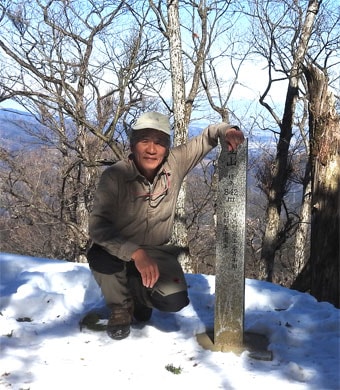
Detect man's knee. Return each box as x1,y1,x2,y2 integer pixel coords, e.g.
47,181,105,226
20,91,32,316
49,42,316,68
150,290,189,312
87,244,125,274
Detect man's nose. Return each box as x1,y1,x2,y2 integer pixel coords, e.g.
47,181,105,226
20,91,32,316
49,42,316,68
146,141,156,153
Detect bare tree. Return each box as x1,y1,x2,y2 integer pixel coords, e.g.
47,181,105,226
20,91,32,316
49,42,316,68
290,93,311,278
292,63,340,308
0,0,165,261
1,0,246,266
149,0,245,271
246,0,337,281
164,0,192,270
186,158,217,273
0,145,71,259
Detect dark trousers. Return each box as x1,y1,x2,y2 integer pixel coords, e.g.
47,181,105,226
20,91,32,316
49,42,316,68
89,245,189,312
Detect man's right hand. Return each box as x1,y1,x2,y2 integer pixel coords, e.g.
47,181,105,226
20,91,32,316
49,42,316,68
131,248,160,288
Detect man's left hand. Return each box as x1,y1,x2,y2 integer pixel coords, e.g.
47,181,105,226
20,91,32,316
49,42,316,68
225,127,245,152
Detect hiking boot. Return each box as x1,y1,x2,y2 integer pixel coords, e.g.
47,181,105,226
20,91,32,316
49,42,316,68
107,306,132,340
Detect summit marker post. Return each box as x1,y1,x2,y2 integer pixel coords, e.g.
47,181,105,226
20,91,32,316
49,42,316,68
214,138,248,349
196,138,271,359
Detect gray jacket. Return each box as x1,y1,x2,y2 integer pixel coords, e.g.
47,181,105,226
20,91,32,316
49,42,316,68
89,124,231,261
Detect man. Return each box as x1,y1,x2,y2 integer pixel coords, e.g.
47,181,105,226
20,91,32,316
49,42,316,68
88,111,244,340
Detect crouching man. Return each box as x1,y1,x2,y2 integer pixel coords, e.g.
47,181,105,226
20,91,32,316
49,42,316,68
88,111,244,340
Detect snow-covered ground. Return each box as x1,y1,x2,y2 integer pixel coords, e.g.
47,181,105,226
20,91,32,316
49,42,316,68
0,253,339,389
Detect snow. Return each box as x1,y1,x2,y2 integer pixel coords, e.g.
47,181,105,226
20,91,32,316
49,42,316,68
0,253,339,390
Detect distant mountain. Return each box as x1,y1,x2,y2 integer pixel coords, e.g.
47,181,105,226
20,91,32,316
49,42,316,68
0,108,276,156
0,108,301,211
0,108,53,151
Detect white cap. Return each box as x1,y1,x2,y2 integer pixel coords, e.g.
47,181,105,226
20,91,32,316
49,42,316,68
131,112,170,135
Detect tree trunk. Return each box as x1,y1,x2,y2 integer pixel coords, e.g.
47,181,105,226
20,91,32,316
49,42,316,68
167,0,192,272
293,161,312,277
292,64,340,308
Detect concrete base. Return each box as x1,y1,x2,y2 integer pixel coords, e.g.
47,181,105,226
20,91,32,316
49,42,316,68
196,330,273,361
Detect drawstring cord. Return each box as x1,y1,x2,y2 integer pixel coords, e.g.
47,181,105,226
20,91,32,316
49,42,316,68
134,170,171,202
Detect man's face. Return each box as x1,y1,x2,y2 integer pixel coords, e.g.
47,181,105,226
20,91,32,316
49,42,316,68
131,129,169,181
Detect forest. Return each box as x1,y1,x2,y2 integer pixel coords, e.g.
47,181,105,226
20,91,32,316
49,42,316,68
0,0,339,307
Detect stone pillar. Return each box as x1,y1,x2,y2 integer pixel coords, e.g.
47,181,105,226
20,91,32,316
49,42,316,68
214,139,248,348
